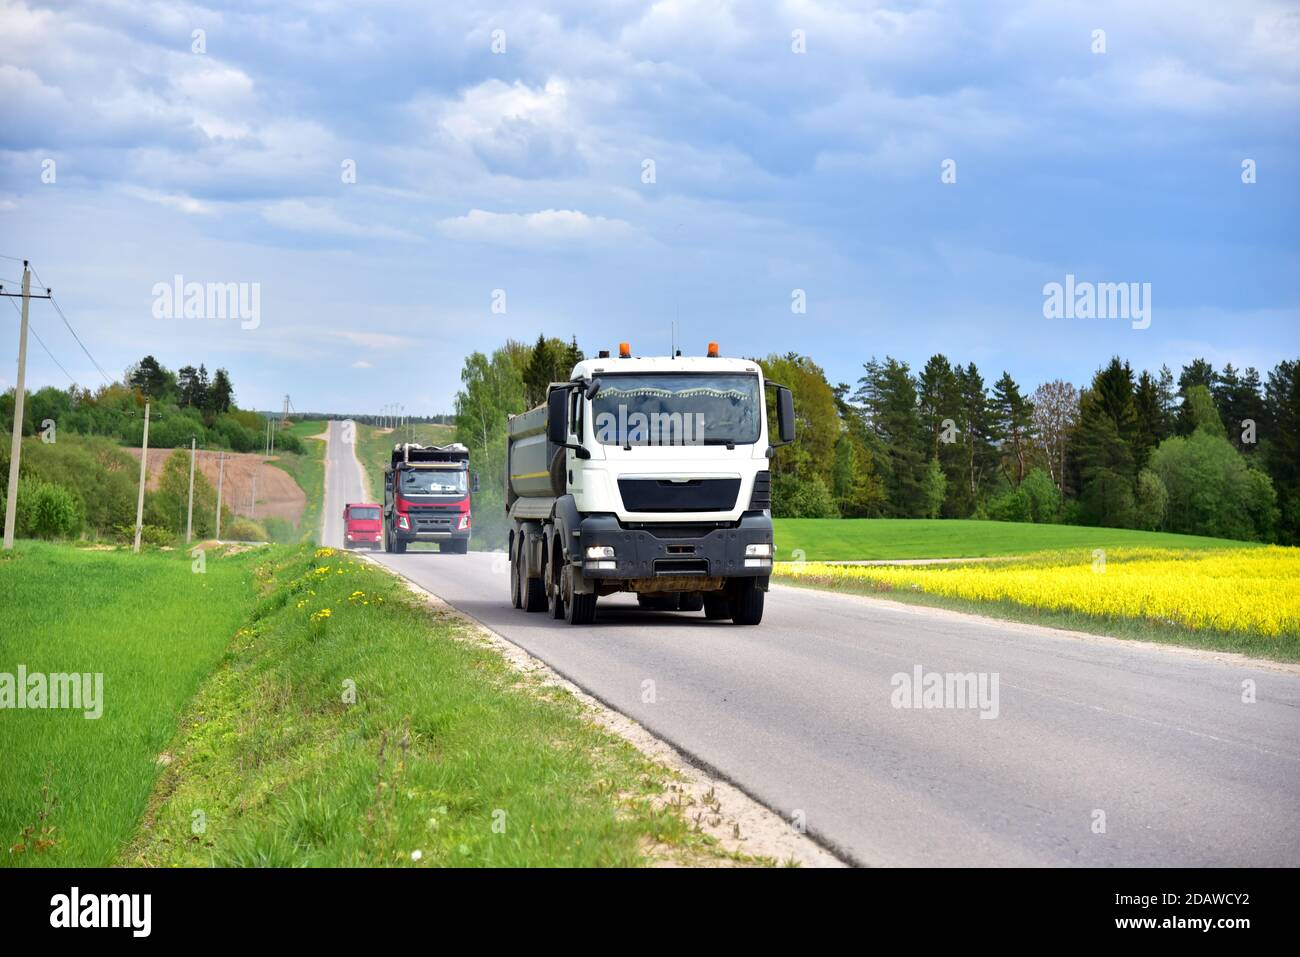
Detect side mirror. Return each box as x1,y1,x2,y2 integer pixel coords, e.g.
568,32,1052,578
777,386,796,444
471,471,480,493
547,388,569,445
584,377,602,400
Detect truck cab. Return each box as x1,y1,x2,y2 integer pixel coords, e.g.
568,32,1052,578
382,443,478,554
342,502,383,549
507,342,795,624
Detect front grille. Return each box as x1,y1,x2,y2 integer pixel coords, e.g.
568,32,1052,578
618,478,740,512
653,558,709,576
749,470,771,510
409,506,459,531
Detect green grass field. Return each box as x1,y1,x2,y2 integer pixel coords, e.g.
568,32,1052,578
0,542,263,866
773,518,1257,562
2,540,748,867
124,544,740,866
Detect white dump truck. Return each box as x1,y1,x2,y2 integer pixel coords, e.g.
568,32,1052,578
505,341,796,625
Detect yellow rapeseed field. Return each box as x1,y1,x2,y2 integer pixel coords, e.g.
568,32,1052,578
776,547,1300,637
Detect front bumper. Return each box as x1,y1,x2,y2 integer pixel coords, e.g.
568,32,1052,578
392,506,471,542
577,512,773,582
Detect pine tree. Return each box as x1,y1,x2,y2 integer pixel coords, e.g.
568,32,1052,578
990,371,1034,485
1133,370,1164,470
856,357,928,517
956,363,995,509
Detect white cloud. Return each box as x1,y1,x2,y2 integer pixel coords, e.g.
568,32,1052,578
351,359,373,368
435,208,637,247
261,200,420,242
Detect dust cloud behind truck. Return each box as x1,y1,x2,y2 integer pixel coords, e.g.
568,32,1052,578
505,342,795,624
382,443,479,554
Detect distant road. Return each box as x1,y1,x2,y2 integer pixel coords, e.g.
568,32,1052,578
323,420,1300,866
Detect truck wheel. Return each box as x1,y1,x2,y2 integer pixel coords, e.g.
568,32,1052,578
548,570,565,619
510,541,523,608
731,581,764,625
383,527,393,553
703,594,732,620
393,537,407,554
562,568,596,624
566,591,596,625
522,547,547,613
677,593,704,612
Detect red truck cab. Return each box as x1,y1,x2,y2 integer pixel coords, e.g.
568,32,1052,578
342,502,383,549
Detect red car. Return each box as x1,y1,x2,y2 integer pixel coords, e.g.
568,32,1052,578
342,503,383,549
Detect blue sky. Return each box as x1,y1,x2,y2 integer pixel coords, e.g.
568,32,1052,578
1,0,1297,415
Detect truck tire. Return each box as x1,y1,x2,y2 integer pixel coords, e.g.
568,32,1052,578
547,546,565,619
677,593,704,612
522,546,547,613
443,539,468,555
562,567,596,624
510,539,523,608
731,581,764,625
565,591,596,625
703,593,732,620
393,539,407,554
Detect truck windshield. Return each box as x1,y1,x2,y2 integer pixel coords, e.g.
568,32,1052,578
591,373,761,446
400,469,468,494
348,507,380,521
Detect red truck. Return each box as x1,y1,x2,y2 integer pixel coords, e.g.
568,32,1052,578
342,503,383,549
382,443,478,554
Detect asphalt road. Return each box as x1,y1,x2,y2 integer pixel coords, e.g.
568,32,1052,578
322,420,1300,866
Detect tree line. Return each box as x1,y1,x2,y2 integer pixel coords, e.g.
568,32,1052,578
449,340,1297,546
763,352,1297,544
0,354,304,455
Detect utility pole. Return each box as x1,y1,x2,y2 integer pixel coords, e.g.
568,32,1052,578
2,262,50,551
215,452,224,540
186,435,196,544
133,401,151,553
250,473,257,520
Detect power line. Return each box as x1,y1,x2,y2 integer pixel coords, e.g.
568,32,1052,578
6,296,76,385
26,264,113,386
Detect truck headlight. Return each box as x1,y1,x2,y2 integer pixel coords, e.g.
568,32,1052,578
585,546,615,560
458,514,470,531
398,515,410,530
745,543,772,557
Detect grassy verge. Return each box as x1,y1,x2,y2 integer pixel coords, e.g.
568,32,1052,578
776,546,1300,662
122,545,751,866
773,517,1257,562
266,420,328,544
0,542,265,866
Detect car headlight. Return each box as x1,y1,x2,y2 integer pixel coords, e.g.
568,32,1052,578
585,545,615,559
745,543,772,557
